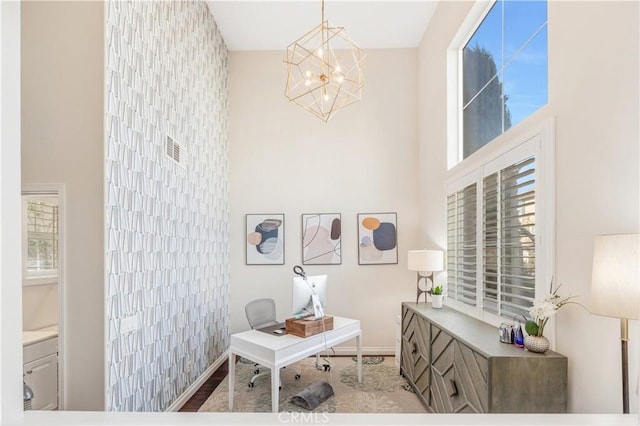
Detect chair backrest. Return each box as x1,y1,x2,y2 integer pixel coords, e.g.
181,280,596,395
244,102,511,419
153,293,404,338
245,298,277,329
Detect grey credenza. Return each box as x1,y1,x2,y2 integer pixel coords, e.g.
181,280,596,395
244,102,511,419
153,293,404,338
400,302,567,413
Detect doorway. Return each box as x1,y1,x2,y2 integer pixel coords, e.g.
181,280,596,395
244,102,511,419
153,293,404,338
21,184,65,410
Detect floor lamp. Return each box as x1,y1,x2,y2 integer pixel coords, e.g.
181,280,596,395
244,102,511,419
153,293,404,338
590,233,640,414
408,249,444,303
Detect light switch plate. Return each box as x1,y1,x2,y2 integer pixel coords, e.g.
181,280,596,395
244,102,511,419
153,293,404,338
120,315,139,334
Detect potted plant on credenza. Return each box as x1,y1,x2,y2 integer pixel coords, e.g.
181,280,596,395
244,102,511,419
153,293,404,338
431,285,444,309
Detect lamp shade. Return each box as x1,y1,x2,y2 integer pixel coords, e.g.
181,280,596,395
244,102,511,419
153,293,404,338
408,250,444,272
590,234,640,320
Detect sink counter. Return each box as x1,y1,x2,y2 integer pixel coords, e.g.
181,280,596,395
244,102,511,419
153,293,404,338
23,326,58,347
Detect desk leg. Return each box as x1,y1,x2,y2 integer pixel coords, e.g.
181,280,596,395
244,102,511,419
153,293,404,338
271,366,279,413
228,352,236,411
356,333,363,383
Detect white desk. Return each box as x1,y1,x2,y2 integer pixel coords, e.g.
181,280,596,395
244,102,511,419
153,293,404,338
228,316,362,413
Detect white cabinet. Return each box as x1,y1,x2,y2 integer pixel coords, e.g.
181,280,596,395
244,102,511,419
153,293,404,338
23,336,58,410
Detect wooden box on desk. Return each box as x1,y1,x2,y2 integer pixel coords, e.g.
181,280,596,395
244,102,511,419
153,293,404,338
285,316,333,338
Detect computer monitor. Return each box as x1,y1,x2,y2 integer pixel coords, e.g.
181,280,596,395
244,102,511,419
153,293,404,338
292,274,328,319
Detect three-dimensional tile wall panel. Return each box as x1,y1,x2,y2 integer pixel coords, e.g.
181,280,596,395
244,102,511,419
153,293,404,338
105,0,230,412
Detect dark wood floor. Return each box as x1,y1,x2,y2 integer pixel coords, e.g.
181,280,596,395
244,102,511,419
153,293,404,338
178,360,229,412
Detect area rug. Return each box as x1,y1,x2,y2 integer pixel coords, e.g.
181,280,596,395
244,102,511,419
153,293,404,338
198,356,427,413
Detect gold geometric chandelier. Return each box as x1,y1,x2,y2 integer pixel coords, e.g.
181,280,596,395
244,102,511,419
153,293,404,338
284,0,366,122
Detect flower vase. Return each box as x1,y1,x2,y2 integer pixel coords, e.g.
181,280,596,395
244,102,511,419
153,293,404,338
524,335,550,353
431,295,444,309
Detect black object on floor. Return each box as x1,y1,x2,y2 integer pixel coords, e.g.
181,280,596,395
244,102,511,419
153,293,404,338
290,381,334,410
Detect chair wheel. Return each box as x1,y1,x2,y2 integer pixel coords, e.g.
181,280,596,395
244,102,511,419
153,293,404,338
294,374,301,380
254,369,260,375
323,365,330,372
248,382,255,388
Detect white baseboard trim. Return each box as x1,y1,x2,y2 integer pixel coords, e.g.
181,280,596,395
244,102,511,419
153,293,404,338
166,350,229,412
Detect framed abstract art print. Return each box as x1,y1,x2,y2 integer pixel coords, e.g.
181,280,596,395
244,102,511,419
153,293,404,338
245,214,285,265
357,212,398,265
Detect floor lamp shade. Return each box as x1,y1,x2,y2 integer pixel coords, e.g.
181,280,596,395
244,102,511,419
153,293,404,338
590,233,640,320
407,250,444,272
590,233,639,414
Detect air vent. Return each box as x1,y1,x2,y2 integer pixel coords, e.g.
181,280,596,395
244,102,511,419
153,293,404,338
165,136,186,167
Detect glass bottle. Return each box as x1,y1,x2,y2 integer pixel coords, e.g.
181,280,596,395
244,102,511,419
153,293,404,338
513,321,524,348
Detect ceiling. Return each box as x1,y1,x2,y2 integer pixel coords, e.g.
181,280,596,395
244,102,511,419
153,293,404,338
205,1,439,51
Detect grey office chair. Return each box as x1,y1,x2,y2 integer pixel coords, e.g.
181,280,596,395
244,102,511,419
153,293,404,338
245,298,300,388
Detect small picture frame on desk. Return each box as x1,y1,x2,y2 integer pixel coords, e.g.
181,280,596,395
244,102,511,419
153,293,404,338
245,213,285,265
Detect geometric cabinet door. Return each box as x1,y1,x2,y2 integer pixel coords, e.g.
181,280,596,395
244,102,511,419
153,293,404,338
400,309,431,402
429,325,488,413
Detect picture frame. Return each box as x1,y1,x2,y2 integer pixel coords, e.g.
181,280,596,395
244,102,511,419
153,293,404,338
301,213,342,265
357,212,398,265
245,214,285,265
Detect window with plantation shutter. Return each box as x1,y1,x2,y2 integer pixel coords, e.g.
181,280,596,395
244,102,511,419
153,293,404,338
447,183,478,306
483,156,535,319
445,122,553,328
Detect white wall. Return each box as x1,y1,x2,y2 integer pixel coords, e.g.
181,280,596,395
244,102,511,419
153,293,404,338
418,0,639,414
23,284,58,331
228,49,421,353
552,1,639,414
21,1,105,410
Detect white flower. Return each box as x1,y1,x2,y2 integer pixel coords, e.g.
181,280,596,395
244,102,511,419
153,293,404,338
529,299,558,320
526,282,580,337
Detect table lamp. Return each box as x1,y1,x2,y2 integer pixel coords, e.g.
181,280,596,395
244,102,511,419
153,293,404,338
408,249,444,303
590,233,640,413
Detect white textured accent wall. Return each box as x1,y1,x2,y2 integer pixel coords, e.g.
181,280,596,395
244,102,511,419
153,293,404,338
105,0,230,411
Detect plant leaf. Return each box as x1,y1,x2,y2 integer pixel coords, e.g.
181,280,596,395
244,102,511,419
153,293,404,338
525,320,539,336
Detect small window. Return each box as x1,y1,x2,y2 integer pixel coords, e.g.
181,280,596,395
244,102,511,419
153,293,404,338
462,0,548,159
23,197,58,284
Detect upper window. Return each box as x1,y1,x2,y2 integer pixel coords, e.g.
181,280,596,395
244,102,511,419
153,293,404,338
462,0,548,159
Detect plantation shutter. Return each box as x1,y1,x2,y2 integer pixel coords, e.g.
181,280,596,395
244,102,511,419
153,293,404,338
447,183,477,306
483,156,536,319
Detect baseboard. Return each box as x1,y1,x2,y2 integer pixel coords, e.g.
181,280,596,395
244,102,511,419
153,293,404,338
166,350,229,412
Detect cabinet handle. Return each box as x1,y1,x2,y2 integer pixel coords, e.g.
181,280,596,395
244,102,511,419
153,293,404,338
412,342,417,354
447,379,458,397
25,370,33,375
